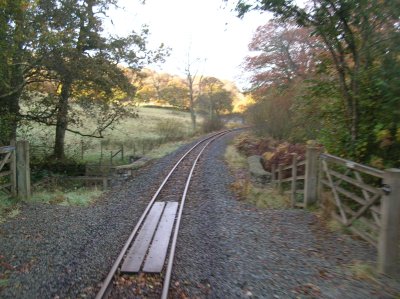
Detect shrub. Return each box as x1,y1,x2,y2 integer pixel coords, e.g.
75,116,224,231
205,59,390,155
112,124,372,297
261,142,306,172
201,117,224,133
155,119,185,141
235,133,276,157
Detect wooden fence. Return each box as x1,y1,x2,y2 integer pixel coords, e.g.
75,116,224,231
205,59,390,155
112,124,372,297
0,145,16,197
0,141,31,199
271,142,400,276
271,154,305,208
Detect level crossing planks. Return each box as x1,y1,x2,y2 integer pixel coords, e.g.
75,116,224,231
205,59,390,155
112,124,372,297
143,202,178,273
120,201,178,273
121,202,165,273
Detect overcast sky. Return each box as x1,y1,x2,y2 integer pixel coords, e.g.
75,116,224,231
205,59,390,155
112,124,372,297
104,0,270,89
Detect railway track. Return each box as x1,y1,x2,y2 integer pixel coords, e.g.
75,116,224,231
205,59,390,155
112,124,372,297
95,130,233,299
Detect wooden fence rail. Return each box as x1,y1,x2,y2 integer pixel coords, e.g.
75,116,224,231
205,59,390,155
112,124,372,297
271,154,305,208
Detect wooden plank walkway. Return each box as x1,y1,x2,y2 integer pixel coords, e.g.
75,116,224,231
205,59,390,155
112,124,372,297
120,201,178,274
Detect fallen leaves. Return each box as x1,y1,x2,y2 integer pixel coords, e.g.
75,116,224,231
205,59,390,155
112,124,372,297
292,283,321,297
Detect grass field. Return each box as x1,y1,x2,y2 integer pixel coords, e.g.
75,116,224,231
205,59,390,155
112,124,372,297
0,106,204,221
19,106,203,165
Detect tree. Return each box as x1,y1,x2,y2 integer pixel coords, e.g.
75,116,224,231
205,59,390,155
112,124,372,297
198,77,233,119
243,19,323,140
162,77,189,109
31,0,167,159
245,20,322,94
234,0,400,163
136,70,189,109
0,0,44,144
184,54,205,131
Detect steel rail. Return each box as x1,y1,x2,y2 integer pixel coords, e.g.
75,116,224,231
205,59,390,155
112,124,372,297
161,133,224,299
95,130,228,299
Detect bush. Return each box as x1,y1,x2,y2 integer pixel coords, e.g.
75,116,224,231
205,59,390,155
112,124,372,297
261,142,306,172
201,117,224,133
233,133,308,174
235,133,276,157
155,119,185,141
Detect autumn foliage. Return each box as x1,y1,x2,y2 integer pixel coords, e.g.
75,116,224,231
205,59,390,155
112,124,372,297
235,133,306,173
241,1,400,168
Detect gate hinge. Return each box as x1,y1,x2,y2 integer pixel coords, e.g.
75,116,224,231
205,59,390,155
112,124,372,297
381,184,391,195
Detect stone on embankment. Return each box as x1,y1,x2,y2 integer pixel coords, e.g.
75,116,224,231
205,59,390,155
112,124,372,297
247,155,271,185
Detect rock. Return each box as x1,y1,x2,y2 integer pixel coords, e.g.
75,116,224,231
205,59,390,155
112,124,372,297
247,155,271,185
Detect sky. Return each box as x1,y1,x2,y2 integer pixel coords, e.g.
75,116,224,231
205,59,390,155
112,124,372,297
104,0,270,89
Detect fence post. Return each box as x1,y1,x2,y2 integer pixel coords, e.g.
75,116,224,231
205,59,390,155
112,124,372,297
291,154,298,207
16,140,31,200
278,164,283,194
10,140,17,197
378,169,400,276
304,141,319,207
271,164,276,184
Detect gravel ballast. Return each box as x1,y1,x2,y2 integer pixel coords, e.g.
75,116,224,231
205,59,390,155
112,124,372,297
0,131,399,298
170,132,400,298
0,140,196,299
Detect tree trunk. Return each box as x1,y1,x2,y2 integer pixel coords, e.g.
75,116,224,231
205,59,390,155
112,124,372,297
0,95,19,145
53,79,72,160
188,86,196,131
0,1,24,145
189,103,196,131
7,93,19,142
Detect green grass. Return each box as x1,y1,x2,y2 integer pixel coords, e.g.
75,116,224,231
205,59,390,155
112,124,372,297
347,260,377,282
31,188,102,206
146,140,188,159
224,142,289,209
224,144,248,170
0,195,20,224
1,187,102,223
247,186,289,209
19,106,203,165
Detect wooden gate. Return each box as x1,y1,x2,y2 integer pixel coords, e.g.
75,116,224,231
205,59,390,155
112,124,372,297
319,153,384,247
0,145,17,197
